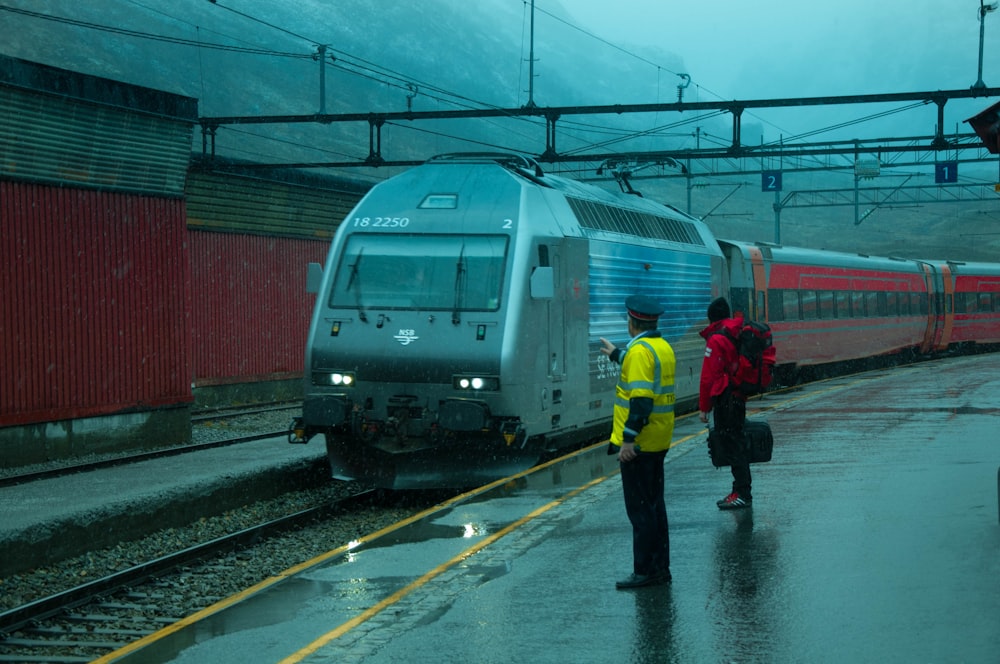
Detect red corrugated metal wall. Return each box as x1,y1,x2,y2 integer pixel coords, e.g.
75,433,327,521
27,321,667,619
188,230,327,386
0,181,192,427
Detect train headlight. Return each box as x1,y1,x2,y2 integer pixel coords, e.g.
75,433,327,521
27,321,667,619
313,371,356,387
453,375,500,391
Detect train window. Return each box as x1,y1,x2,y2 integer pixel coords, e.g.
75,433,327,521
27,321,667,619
730,288,752,318
917,293,929,315
867,292,882,317
328,234,509,311
979,293,991,312
800,291,817,320
851,291,866,317
993,293,1000,312
954,293,968,314
767,290,784,321
835,291,850,318
818,291,834,319
886,292,898,317
898,292,910,316
965,293,976,313
783,290,801,321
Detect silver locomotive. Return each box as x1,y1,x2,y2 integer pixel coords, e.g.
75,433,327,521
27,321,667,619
291,153,724,488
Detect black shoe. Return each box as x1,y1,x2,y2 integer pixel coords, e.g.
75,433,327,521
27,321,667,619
616,572,669,589
717,492,752,510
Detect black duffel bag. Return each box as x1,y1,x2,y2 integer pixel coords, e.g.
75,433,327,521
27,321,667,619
707,419,773,468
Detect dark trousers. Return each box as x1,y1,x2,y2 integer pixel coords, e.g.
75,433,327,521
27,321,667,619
621,450,670,576
715,389,751,499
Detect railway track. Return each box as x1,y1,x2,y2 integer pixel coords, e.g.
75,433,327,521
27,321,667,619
0,431,290,489
189,401,301,424
0,403,302,489
0,489,447,663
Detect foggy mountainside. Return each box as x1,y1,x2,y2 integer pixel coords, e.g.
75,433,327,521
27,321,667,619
1,0,998,261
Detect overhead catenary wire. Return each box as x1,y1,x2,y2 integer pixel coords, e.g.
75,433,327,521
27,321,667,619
1,3,970,175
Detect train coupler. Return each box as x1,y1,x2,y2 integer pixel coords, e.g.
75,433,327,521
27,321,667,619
501,420,526,447
287,417,312,444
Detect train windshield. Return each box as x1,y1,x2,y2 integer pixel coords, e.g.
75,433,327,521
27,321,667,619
329,234,508,311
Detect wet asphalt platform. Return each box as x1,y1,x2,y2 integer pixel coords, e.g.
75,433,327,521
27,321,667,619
93,354,1000,662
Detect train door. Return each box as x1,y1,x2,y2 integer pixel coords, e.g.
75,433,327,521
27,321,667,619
532,241,566,382
937,263,955,350
721,242,767,321
748,246,769,320
540,237,590,386
546,244,565,380
919,262,940,353
919,262,954,353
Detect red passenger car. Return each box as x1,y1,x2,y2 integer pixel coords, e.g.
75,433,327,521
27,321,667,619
718,240,976,370
927,260,1000,348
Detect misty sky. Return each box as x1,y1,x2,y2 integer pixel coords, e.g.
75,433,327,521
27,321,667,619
563,0,990,98
547,0,997,141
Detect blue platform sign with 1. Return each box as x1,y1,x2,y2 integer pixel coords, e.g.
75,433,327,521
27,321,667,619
762,171,782,192
935,162,958,184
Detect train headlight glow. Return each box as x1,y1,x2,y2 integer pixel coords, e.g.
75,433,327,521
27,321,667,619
453,375,500,391
313,371,356,386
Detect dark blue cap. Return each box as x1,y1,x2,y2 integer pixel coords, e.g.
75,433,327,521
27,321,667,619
626,295,664,321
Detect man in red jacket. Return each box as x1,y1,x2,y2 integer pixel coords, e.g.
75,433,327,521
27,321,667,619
698,297,752,510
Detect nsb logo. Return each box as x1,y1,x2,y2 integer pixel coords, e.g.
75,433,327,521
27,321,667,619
394,329,419,346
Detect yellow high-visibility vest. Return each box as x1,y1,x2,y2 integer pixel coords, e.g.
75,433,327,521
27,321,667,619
611,335,676,452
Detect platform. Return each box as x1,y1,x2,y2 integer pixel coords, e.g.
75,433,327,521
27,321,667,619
0,437,328,577
92,354,1000,662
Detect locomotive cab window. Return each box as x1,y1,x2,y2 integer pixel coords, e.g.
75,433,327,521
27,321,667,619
329,234,508,311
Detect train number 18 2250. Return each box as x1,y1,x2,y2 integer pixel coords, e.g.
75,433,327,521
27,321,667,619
351,216,410,228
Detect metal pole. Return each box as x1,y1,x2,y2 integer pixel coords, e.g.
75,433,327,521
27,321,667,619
317,45,327,114
525,0,537,108
686,166,692,215
974,1,987,89
973,1,997,89
854,175,860,225
773,189,781,244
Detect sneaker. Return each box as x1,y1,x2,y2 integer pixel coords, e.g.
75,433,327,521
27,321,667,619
616,571,672,589
717,492,751,510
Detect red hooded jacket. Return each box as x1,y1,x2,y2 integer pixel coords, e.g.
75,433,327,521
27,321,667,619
698,316,744,413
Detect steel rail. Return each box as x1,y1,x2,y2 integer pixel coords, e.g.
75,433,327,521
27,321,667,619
0,490,380,637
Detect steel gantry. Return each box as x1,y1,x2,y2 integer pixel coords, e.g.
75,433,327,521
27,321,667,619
198,87,1000,170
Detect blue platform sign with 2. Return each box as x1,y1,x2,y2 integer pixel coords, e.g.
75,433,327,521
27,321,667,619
762,171,782,192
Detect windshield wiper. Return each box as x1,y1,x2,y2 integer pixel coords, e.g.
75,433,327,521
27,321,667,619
346,247,367,323
452,243,466,325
